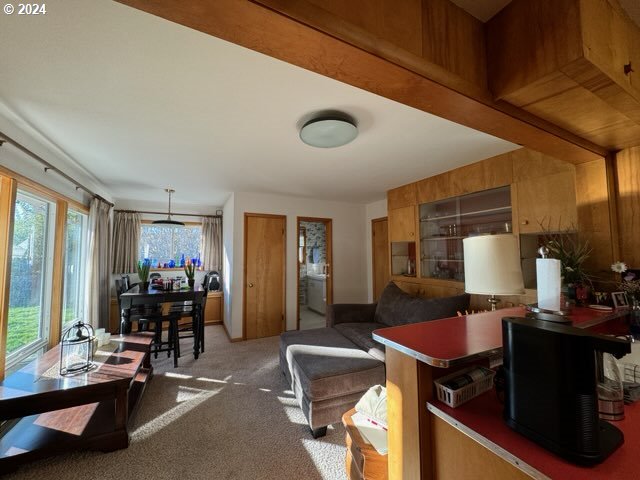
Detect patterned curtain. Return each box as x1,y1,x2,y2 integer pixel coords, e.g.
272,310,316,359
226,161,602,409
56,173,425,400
112,211,142,273
85,198,112,330
200,216,222,271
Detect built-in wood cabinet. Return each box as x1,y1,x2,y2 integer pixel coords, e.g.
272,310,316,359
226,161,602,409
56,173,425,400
487,0,640,151
386,147,592,299
204,291,223,324
389,205,416,242
514,171,577,234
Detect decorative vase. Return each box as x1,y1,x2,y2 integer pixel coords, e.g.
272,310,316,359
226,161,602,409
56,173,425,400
188,279,195,288
142,281,150,291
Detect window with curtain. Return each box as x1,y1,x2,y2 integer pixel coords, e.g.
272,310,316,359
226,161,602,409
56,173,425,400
6,190,55,369
62,209,88,330
139,224,202,267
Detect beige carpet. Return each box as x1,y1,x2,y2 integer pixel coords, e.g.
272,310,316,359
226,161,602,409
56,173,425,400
8,326,348,480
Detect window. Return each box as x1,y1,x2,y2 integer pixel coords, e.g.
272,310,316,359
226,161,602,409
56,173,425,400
62,209,88,330
139,224,202,267
6,191,55,367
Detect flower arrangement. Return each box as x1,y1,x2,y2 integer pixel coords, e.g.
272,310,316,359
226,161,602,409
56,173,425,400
611,261,640,301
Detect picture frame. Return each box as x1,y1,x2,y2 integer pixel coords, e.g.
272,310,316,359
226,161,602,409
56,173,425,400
612,291,629,309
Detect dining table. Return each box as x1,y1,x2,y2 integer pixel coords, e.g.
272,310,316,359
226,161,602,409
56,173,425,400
119,284,206,359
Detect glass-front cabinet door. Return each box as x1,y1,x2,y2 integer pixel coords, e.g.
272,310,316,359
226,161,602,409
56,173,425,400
419,186,512,282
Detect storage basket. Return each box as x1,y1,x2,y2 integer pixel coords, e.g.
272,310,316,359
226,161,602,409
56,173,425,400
434,366,495,408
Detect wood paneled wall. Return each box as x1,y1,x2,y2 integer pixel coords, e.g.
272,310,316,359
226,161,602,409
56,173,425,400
615,147,640,266
389,147,620,297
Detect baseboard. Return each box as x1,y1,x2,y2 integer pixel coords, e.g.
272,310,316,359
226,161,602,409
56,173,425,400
222,321,243,342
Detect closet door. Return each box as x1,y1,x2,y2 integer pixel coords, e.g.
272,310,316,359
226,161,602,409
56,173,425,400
243,213,286,339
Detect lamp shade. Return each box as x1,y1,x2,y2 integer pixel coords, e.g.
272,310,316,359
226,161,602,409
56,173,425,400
463,234,524,295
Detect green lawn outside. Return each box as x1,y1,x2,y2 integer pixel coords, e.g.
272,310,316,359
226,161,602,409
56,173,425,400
6,306,81,355
7,306,40,354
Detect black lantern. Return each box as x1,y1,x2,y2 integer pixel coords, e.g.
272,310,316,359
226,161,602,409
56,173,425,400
60,321,95,375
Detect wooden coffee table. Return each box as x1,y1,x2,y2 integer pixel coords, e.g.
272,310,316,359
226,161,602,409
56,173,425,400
0,333,153,474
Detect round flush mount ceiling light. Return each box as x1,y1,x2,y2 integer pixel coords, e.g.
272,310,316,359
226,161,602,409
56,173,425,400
299,116,358,148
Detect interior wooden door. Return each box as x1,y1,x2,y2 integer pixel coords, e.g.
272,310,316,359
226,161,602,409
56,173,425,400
372,217,390,301
244,214,286,340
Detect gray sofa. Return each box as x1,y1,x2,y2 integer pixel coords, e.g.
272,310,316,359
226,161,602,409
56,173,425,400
279,282,470,437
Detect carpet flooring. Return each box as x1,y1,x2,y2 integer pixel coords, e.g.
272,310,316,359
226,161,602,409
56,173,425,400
7,326,348,480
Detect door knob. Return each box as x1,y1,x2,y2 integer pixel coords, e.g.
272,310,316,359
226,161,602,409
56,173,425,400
249,283,254,288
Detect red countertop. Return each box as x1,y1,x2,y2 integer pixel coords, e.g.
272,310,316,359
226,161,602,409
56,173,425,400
373,306,628,367
428,392,639,480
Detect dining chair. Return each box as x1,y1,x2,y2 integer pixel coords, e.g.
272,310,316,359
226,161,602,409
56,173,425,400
175,285,207,356
127,297,181,367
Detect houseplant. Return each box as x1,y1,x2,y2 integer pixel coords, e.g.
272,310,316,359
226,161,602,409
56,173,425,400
137,259,151,290
542,228,593,303
184,260,196,288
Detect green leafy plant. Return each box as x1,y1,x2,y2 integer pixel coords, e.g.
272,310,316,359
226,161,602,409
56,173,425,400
137,259,151,284
184,261,196,281
539,222,592,287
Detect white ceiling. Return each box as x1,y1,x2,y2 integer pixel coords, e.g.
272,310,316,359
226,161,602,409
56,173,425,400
0,0,520,206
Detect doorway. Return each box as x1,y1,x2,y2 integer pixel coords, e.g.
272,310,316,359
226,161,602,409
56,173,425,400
371,217,389,301
243,213,286,340
296,217,333,330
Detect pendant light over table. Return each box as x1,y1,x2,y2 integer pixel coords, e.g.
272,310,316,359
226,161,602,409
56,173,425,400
152,188,185,227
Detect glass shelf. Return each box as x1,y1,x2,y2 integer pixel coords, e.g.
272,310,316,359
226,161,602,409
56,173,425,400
422,258,464,262
421,236,465,241
420,206,511,222
419,186,512,281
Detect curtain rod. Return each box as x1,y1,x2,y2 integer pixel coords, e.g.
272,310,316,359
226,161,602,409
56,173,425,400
115,209,223,218
0,130,115,207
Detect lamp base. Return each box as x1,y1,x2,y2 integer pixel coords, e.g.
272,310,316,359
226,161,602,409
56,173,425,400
488,295,500,311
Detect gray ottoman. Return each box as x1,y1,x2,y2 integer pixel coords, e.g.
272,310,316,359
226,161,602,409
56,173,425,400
279,327,385,437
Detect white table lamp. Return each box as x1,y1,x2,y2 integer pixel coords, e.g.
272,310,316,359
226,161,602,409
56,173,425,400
463,234,525,311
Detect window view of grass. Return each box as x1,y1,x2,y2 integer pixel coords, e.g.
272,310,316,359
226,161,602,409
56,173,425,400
6,306,40,354
7,193,49,359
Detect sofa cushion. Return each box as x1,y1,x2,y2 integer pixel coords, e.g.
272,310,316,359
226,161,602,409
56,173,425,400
280,328,385,401
374,282,470,327
334,322,386,362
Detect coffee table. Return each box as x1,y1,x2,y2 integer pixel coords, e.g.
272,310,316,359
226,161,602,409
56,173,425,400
0,333,153,474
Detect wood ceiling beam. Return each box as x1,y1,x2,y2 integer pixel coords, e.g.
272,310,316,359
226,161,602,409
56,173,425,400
115,0,607,164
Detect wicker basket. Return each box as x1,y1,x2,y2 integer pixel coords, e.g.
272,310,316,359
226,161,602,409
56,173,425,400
434,366,496,408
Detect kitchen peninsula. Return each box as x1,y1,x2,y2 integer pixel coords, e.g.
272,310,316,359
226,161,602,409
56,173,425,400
373,306,633,480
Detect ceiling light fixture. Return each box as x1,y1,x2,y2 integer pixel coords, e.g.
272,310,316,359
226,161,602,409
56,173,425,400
299,115,358,148
152,188,185,227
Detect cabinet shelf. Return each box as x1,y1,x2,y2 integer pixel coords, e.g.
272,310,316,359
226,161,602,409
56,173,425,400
421,236,465,241
420,206,511,223
419,186,511,281
422,258,464,262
